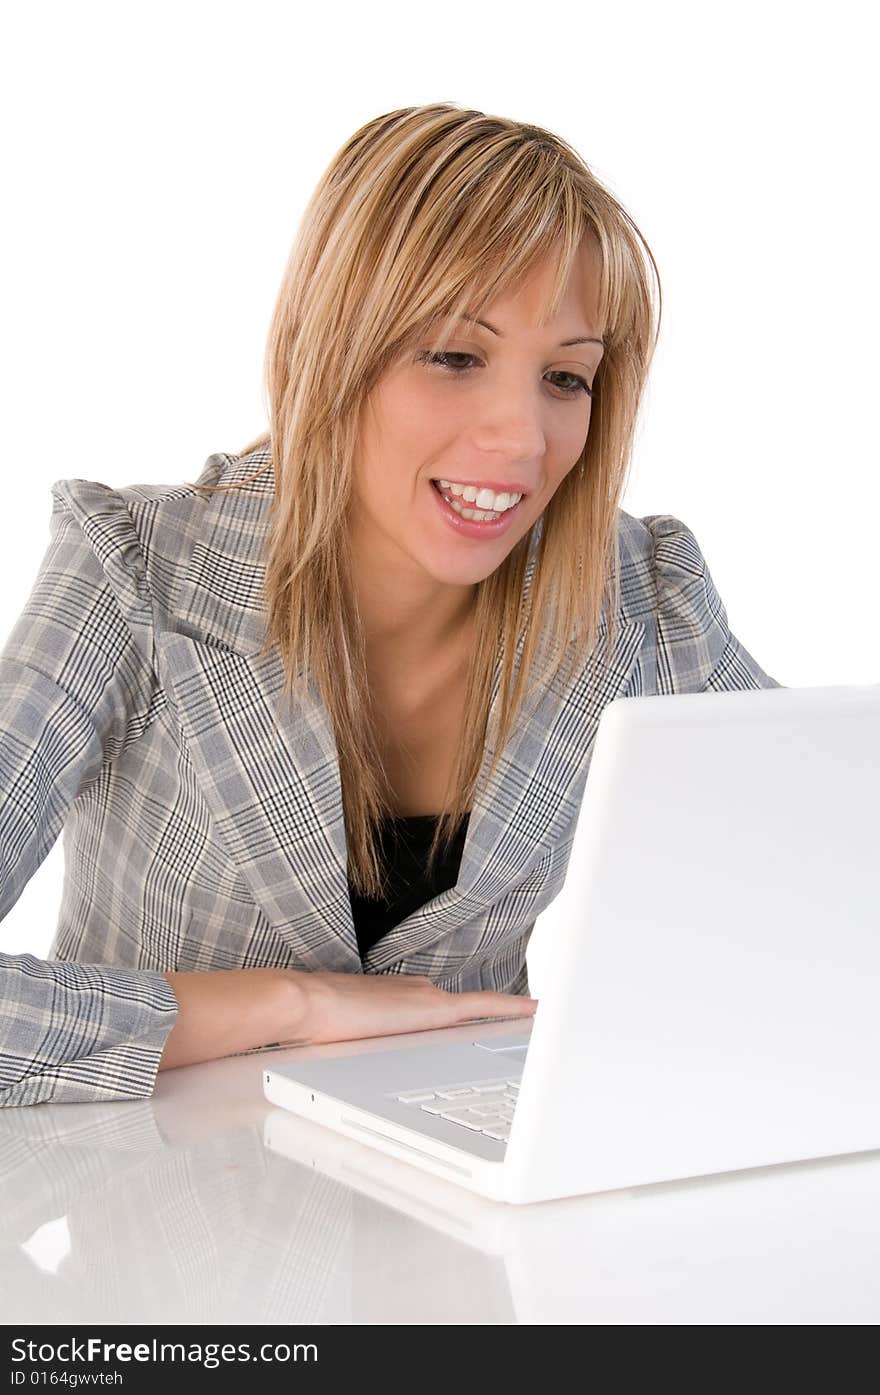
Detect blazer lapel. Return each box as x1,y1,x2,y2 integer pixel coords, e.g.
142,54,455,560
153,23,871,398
157,629,362,971
157,458,645,973
156,460,362,971
361,610,645,971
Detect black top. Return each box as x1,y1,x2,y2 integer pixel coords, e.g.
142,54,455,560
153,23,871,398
349,812,470,961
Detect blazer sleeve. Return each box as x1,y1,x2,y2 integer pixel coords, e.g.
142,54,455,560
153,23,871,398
642,513,784,692
0,480,179,1107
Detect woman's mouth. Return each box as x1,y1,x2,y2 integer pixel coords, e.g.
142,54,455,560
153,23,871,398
429,479,524,539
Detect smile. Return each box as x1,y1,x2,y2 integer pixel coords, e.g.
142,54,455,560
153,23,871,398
429,479,524,538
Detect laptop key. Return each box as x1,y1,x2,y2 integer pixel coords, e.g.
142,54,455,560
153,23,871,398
440,1109,485,1128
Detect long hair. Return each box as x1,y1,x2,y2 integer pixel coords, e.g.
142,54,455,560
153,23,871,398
186,103,661,900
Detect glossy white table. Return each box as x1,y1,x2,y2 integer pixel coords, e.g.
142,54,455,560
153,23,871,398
3,1021,880,1325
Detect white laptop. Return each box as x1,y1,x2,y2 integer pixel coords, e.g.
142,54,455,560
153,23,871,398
263,683,880,1205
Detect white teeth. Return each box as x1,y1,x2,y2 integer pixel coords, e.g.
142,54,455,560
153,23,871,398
436,479,522,512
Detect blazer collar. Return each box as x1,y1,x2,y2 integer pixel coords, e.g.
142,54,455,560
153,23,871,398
156,458,645,972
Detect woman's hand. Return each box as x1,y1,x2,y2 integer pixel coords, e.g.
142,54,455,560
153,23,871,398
290,970,537,1047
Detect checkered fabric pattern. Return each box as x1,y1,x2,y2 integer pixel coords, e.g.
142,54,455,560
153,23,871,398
0,447,781,1106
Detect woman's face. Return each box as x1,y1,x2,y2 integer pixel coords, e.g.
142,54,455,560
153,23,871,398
350,238,605,591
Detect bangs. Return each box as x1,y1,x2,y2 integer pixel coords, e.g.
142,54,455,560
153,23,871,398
392,224,614,363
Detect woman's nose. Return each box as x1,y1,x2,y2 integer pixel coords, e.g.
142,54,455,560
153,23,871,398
470,390,546,463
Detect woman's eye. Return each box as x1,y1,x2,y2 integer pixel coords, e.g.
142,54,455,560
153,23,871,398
416,350,593,398
548,370,594,398
418,350,475,373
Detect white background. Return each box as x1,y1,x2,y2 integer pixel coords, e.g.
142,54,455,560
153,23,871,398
1,0,877,967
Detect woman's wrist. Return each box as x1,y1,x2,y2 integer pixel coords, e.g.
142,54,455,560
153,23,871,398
158,966,312,1071
276,968,313,1048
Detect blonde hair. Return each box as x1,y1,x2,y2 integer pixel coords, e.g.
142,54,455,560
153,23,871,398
187,103,661,900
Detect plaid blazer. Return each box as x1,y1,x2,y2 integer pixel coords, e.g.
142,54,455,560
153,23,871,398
0,446,782,1107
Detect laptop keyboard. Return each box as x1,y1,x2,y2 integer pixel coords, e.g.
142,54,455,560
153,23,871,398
392,1076,519,1142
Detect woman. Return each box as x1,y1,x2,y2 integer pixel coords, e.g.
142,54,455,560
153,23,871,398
0,103,779,1107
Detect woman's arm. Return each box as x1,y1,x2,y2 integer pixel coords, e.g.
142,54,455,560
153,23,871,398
158,966,537,1072
0,487,178,1107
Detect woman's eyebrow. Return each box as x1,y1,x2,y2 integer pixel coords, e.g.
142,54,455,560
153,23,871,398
462,314,605,347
